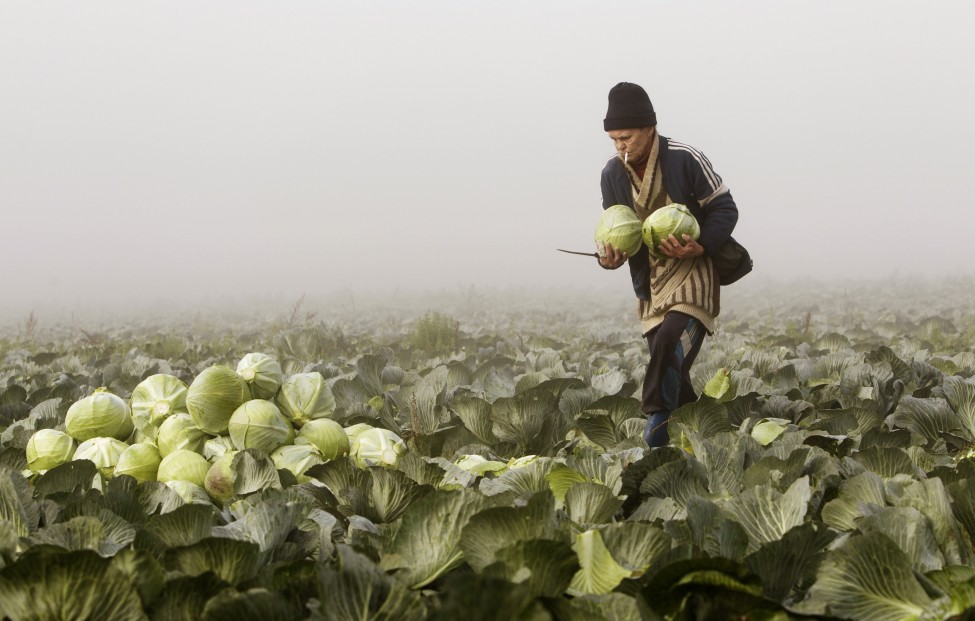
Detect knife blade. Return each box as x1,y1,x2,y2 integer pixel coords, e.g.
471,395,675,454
557,248,599,258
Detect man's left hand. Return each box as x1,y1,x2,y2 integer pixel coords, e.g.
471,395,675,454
658,234,704,259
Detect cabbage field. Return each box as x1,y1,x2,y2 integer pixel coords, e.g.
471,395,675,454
1,278,975,620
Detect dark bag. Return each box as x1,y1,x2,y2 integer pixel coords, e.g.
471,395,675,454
713,236,753,285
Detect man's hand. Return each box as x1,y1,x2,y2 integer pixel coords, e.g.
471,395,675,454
658,234,704,259
598,242,628,269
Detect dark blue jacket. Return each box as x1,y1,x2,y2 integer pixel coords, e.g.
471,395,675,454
600,135,740,300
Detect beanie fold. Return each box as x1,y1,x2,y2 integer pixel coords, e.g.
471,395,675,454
604,112,656,131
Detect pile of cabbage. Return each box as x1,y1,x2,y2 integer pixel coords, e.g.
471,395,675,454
23,352,407,505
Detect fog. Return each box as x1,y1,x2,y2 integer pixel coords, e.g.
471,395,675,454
2,1,973,319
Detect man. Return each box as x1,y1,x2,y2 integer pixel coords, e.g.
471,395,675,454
597,82,739,447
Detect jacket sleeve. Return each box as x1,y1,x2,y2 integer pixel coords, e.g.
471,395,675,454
684,148,738,256
600,162,615,209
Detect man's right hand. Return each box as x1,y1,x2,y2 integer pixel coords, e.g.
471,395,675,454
598,242,628,269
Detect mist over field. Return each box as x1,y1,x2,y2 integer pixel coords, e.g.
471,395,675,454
2,1,974,320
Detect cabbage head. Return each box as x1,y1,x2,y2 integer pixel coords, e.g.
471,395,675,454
73,437,130,480
595,205,643,257
26,429,76,473
165,480,213,507
204,435,236,462
236,352,284,400
204,452,237,504
156,413,209,457
296,418,349,460
346,423,406,469
114,442,162,483
642,203,700,257
276,372,336,427
271,444,324,483
130,374,188,437
228,400,294,454
65,389,134,442
186,365,251,435
157,449,210,487
454,454,508,476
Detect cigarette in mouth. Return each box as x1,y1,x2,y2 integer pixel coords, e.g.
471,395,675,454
624,152,628,164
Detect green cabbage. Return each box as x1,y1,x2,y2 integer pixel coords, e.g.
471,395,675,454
203,435,236,462
275,372,336,427
65,389,134,442
186,365,251,435
164,480,213,507
156,413,209,457
228,400,294,454
595,205,643,257
271,444,324,483
295,418,349,460
236,352,284,400
642,203,700,257
26,429,76,473
114,442,162,483
346,423,406,469
130,374,188,437
157,449,210,487
204,452,237,504
73,437,130,479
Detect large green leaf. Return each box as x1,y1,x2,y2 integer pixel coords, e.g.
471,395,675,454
668,398,734,438
312,545,426,621
149,573,234,621
230,450,283,496
545,593,645,621
451,395,497,444
370,467,428,523
567,528,633,595
683,496,749,560
424,573,541,621
380,488,493,588
943,376,975,439
821,471,886,531
144,503,218,549
479,457,554,497
491,388,560,452
213,494,303,557
639,458,708,509
889,396,958,443
598,521,672,574
482,539,579,598
565,482,622,526
459,491,555,571
800,532,935,620
164,537,262,587
574,413,618,450
0,467,39,537
683,431,747,497
851,446,917,479
858,506,944,573
885,476,969,567
201,587,302,621
723,476,810,553
0,549,147,621
744,523,835,603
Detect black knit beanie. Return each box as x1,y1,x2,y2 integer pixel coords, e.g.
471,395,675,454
603,82,656,131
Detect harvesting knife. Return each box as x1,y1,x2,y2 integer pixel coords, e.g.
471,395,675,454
556,248,599,258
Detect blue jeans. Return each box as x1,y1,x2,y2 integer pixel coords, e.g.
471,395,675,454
641,312,707,447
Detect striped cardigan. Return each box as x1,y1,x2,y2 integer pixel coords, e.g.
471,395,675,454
600,135,739,333
601,135,739,297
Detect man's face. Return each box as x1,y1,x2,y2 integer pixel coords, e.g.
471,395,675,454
607,127,655,164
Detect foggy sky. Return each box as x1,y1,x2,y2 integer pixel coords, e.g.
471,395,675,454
2,1,974,316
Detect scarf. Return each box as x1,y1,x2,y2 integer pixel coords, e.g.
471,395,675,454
623,132,719,334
